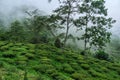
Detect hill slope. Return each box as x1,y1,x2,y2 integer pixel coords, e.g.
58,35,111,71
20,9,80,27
0,41,120,80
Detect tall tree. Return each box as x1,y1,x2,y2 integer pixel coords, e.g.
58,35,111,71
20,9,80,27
24,10,48,43
74,0,116,51
53,0,79,48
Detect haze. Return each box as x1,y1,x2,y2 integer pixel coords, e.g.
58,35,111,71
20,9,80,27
0,0,120,35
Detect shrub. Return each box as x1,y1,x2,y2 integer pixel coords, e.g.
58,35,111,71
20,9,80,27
80,50,86,55
20,52,27,55
14,43,23,46
36,74,51,80
2,51,16,58
107,66,120,75
50,71,61,79
15,56,28,66
81,64,90,70
52,73,72,80
16,56,28,61
0,41,8,47
6,43,14,47
0,45,9,51
0,61,4,68
25,53,35,60
80,50,91,56
70,63,80,70
54,38,63,48
46,69,57,74
4,74,20,80
11,47,27,52
40,57,52,64
101,67,109,73
6,66,17,72
55,56,65,63
5,59,15,64
33,64,54,73
64,66,74,73
28,50,35,54
26,44,35,49
94,50,109,61
62,63,75,73
38,50,50,56
88,69,107,78
71,72,83,80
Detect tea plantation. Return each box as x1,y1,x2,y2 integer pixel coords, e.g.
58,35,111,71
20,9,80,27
0,41,120,80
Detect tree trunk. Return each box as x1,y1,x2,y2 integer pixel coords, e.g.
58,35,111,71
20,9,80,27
84,27,87,51
63,0,71,48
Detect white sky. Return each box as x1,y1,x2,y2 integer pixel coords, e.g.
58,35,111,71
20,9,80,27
0,0,120,35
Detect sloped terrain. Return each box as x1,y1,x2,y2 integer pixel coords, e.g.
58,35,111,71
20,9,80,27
0,41,120,80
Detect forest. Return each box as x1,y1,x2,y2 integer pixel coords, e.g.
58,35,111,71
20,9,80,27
0,0,120,80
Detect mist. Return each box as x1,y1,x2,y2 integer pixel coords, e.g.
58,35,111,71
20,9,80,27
0,0,120,35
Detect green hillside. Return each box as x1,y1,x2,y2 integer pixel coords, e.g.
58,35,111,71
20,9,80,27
0,41,120,80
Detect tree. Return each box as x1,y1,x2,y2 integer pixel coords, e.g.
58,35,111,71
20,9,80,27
52,0,79,48
9,20,25,42
46,14,66,48
24,9,48,44
24,9,65,45
74,0,116,51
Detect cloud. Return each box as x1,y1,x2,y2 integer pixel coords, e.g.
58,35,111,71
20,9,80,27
105,0,120,35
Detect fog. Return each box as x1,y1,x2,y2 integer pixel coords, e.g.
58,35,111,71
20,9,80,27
105,0,120,35
0,0,120,35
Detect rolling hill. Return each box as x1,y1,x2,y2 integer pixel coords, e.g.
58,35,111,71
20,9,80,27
0,41,120,80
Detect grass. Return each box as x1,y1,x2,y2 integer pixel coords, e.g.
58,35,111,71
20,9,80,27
0,41,120,80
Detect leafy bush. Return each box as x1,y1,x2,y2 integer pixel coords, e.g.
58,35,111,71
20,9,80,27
0,45,9,51
0,41,8,47
81,64,90,70
2,51,16,58
94,50,109,61
64,67,74,73
50,71,60,79
101,67,109,73
46,69,57,74
71,72,83,80
0,61,4,68
55,56,65,63
40,57,52,64
25,53,35,60
33,64,54,73
80,50,91,56
10,47,27,52
88,69,107,78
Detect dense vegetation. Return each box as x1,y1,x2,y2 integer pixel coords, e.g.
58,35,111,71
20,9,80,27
0,41,120,80
0,0,120,79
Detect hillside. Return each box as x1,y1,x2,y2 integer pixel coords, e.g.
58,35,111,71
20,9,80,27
0,41,120,80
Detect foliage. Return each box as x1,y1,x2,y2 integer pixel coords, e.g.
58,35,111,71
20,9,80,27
0,1,119,79
54,38,63,48
0,41,120,80
24,10,49,43
52,0,79,47
9,20,25,42
74,0,116,51
94,50,109,61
